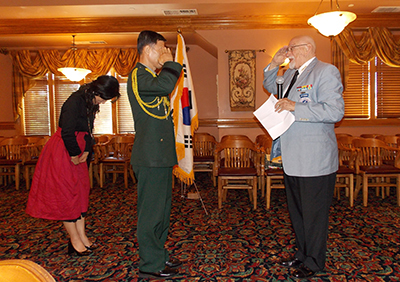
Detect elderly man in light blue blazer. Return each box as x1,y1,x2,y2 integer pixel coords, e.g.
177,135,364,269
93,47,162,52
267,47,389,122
263,35,344,279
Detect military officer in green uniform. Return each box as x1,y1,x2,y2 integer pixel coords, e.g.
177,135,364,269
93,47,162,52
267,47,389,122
127,30,183,279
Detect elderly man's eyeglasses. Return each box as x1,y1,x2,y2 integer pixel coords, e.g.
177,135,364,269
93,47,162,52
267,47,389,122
286,44,308,53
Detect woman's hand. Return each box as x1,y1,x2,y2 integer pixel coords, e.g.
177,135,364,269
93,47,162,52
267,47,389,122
71,152,89,165
79,152,89,163
71,155,80,165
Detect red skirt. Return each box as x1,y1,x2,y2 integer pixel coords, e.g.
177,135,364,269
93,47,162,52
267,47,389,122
26,128,90,221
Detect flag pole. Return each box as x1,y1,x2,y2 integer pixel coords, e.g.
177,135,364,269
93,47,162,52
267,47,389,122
180,180,209,215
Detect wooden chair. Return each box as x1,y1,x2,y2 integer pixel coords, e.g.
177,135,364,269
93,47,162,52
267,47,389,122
0,259,55,282
256,135,285,209
98,135,135,188
376,135,399,166
352,138,400,207
89,134,112,188
335,133,352,139
22,137,50,190
193,132,218,186
0,137,29,190
255,134,272,146
336,135,358,149
220,135,251,143
215,138,260,210
360,133,383,139
335,144,357,207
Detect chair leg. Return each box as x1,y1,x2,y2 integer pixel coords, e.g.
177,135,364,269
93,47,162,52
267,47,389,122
354,174,362,199
349,174,354,207
15,164,20,190
397,175,400,207
129,164,136,184
25,166,30,190
89,162,93,188
124,164,128,188
218,177,223,209
252,177,257,210
363,175,368,207
260,175,265,197
266,176,271,210
99,163,104,188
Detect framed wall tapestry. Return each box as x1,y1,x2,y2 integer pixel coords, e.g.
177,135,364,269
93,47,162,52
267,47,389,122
228,50,256,111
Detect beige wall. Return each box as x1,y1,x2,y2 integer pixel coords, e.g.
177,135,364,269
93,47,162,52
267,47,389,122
1,28,399,140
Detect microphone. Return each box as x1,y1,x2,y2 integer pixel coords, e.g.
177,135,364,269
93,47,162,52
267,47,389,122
276,76,284,99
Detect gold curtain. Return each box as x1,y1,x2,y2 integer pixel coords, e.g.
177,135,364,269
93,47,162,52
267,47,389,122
9,48,139,120
332,27,400,90
331,38,349,90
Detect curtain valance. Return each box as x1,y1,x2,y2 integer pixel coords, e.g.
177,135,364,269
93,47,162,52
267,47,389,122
9,48,139,121
332,27,400,91
10,48,139,78
334,27,400,67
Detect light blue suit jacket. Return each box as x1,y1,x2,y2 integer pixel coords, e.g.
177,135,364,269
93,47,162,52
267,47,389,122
263,58,344,177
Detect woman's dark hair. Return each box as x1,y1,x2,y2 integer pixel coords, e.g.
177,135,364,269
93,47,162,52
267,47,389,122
137,30,166,55
80,75,120,117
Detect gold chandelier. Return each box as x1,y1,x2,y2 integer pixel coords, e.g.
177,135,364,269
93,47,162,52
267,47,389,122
58,35,92,82
307,0,356,37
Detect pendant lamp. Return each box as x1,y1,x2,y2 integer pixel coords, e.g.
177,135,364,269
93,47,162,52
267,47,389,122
307,0,356,37
58,35,91,82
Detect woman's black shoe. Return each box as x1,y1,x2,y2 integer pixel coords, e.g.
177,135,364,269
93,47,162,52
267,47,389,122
86,242,99,251
68,240,92,256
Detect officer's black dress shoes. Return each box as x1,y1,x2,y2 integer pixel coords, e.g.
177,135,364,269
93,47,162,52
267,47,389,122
292,265,316,279
280,257,302,268
165,258,182,268
138,266,178,279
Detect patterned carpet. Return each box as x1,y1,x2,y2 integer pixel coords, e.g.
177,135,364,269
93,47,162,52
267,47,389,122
1,172,400,281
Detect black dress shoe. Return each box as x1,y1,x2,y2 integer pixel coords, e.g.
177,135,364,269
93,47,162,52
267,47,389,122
281,257,302,268
292,265,316,279
165,258,182,268
139,266,178,279
67,240,92,256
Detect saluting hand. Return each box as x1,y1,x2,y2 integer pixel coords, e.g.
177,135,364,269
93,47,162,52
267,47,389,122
158,47,173,66
270,46,288,69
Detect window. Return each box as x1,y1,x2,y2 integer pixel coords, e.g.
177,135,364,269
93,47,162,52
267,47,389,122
23,71,135,136
116,74,135,134
23,77,51,136
343,57,400,120
375,58,400,118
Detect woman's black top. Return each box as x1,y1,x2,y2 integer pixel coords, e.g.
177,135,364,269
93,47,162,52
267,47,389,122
59,90,95,157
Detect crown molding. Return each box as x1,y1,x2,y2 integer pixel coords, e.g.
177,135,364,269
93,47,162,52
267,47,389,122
0,13,399,35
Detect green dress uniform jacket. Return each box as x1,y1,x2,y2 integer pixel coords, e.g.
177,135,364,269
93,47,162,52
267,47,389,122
127,61,183,168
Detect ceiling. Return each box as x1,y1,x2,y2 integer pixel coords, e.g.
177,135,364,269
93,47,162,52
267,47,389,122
1,0,400,49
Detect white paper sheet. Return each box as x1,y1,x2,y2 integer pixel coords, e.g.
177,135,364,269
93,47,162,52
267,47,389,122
253,95,295,140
